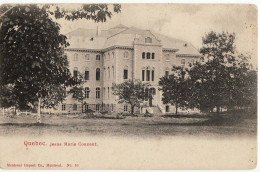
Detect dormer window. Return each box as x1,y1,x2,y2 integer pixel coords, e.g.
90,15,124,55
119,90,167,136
90,37,94,41
145,37,152,43
184,43,188,47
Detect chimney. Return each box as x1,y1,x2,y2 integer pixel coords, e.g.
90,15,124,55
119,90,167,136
96,26,101,36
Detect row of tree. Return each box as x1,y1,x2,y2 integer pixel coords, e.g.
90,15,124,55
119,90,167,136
159,32,257,115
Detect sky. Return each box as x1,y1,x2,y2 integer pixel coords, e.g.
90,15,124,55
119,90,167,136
56,4,257,65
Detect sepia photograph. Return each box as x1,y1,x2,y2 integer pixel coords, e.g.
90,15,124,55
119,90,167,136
0,1,258,170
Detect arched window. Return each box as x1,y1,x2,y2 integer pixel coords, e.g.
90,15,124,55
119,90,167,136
142,52,145,59
96,54,100,61
104,67,106,80
74,53,78,61
107,87,110,99
152,53,155,59
112,66,114,80
124,66,128,80
146,67,151,81
85,67,89,81
145,37,152,43
85,87,90,98
142,67,145,81
112,52,115,59
85,54,90,61
96,88,100,99
146,52,151,59
166,54,170,61
152,67,155,81
73,67,78,78
108,67,110,80
96,68,100,80
165,67,169,78
124,52,128,59
103,88,106,99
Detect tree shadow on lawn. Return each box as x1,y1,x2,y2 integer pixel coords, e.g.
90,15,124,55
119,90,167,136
0,122,60,127
152,113,255,127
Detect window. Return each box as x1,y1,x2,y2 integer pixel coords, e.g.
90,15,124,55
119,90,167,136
181,59,185,65
104,68,106,80
146,68,150,81
62,104,66,111
104,54,106,61
145,37,152,43
112,66,114,80
112,52,115,59
104,88,106,99
74,53,78,61
96,54,100,61
96,104,100,112
85,68,89,81
108,67,110,80
152,53,155,59
166,105,169,112
152,69,155,81
146,52,150,59
108,53,110,61
73,104,77,111
73,67,78,78
85,87,90,98
85,54,90,61
111,104,114,112
84,104,89,111
124,105,128,112
96,68,100,80
166,54,170,61
124,52,128,59
142,52,145,59
142,69,145,81
124,66,128,80
96,88,100,99
165,68,169,78
108,87,110,99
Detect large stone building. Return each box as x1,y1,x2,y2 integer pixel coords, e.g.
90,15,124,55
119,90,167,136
59,24,200,114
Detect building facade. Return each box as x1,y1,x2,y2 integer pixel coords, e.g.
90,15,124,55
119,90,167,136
58,24,200,114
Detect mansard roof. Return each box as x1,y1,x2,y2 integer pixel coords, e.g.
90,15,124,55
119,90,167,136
66,25,200,56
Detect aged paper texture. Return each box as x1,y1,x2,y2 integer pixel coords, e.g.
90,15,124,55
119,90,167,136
0,3,257,170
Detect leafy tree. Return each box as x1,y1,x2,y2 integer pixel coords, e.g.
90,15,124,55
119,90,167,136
189,31,256,113
196,31,236,113
113,80,150,116
159,66,190,115
67,73,86,113
0,4,121,122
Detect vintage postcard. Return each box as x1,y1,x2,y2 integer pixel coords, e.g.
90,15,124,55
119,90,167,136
0,2,258,170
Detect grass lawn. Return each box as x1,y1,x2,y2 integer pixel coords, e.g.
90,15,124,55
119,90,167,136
0,110,257,138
